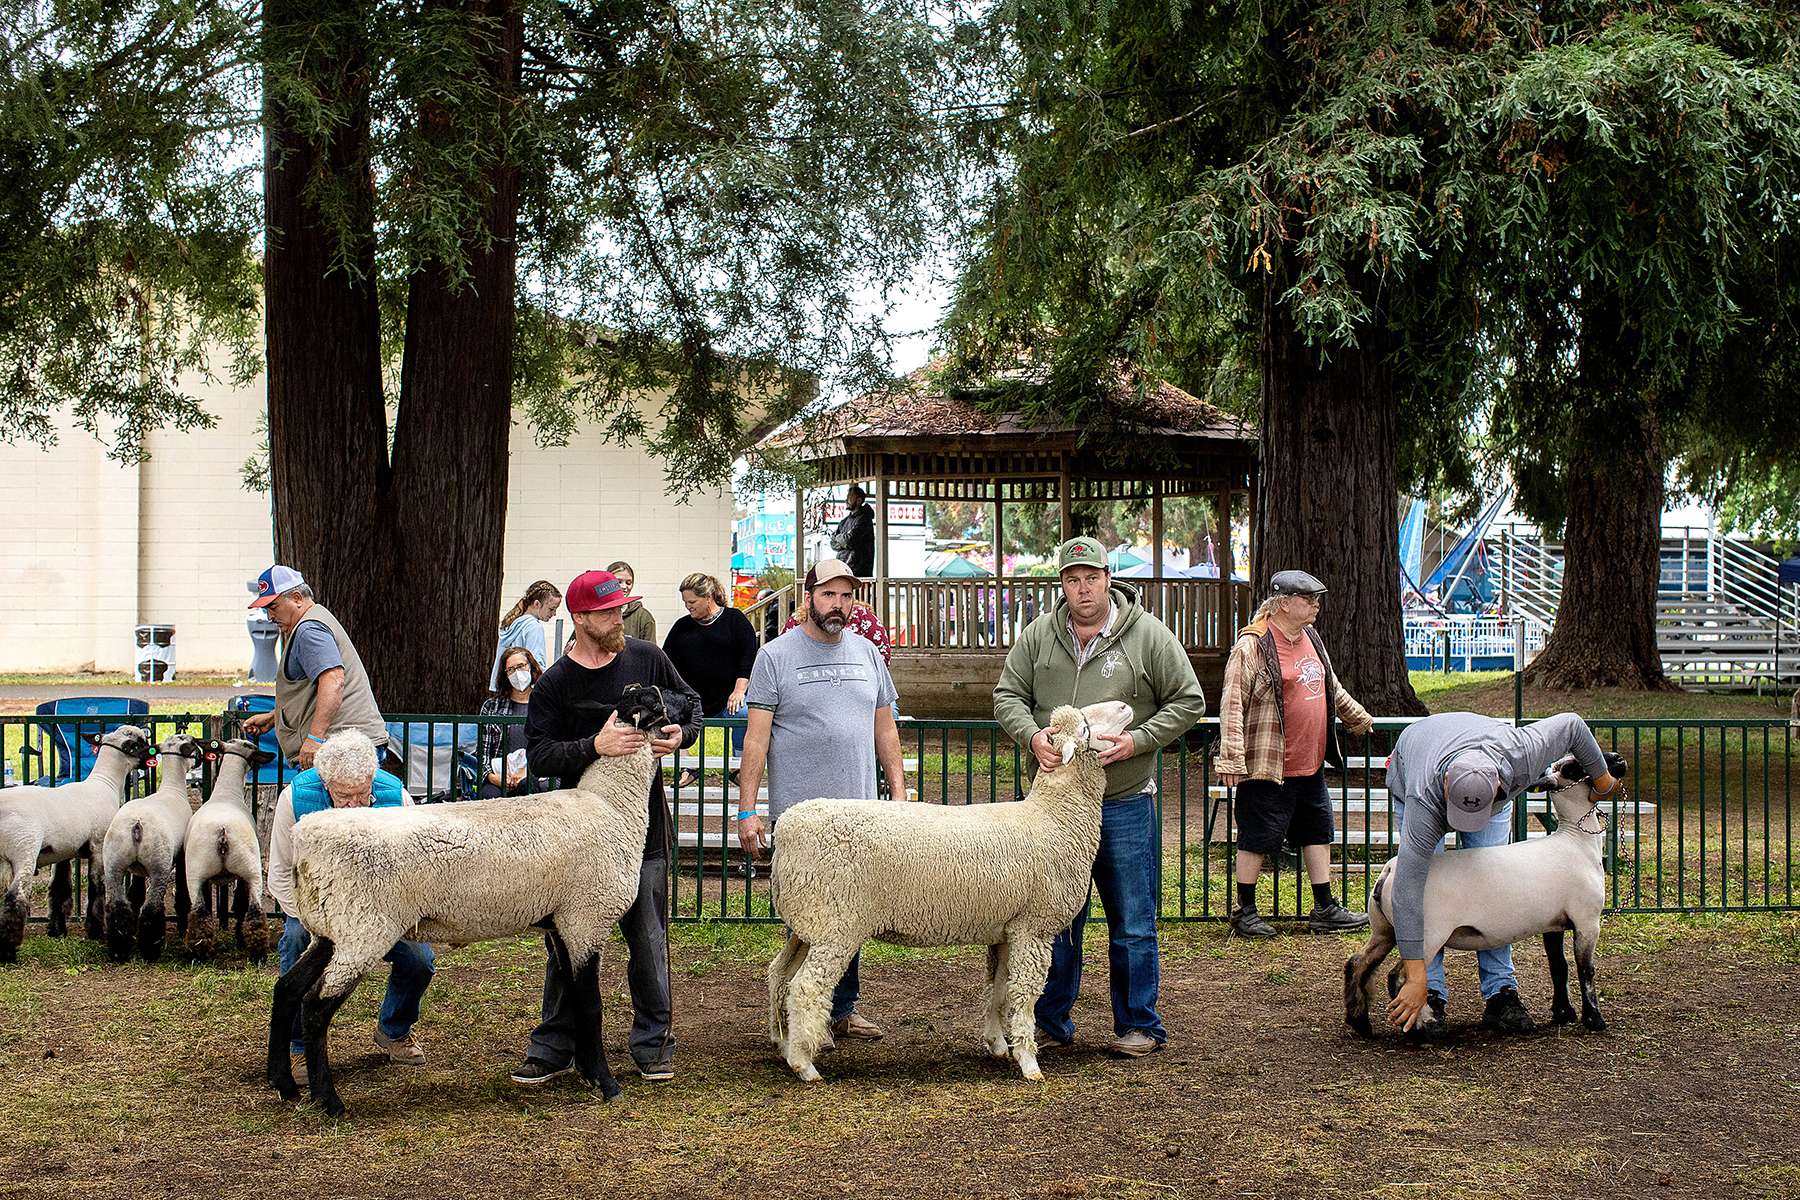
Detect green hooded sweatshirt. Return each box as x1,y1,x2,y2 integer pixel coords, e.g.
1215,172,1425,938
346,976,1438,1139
994,580,1206,801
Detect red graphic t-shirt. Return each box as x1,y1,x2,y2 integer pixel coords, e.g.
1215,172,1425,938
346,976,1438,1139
1274,625,1328,778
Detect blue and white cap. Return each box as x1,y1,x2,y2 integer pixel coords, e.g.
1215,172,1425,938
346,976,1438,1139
248,564,306,609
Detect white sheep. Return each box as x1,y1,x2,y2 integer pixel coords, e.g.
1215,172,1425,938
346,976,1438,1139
101,734,205,963
266,682,684,1117
766,700,1134,1084
183,738,277,962
0,725,153,963
1344,750,1629,1037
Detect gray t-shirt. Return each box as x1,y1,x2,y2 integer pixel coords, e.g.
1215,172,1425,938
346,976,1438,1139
283,618,345,682
1385,712,1608,959
747,626,898,822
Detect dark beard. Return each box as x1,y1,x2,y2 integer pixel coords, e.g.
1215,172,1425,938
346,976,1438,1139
596,627,626,654
808,601,847,634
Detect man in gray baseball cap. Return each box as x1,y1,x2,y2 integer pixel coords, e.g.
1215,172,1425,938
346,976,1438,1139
994,533,1205,1057
1384,711,1622,1038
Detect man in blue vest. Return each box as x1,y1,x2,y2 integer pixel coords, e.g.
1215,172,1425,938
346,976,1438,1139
265,729,436,1082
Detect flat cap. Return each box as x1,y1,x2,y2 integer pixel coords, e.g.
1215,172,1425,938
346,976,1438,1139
1269,569,1328,596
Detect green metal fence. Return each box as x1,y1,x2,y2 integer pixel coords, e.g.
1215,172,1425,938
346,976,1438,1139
4,710,1793,927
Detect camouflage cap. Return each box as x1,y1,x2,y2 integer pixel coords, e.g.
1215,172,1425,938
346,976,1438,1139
1056,536,1108,573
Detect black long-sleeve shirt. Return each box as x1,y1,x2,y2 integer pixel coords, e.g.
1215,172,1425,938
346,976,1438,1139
524,638,701,860
662,608,758,716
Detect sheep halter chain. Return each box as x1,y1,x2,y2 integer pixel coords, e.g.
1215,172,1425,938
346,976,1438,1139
1549,777,1609,836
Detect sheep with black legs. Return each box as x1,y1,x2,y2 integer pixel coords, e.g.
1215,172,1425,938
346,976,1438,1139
267,682,685,1117
101,734,205,962
766,700,1135,1084
1345,750,1629,1037
0,726,153,962
183,739,277,961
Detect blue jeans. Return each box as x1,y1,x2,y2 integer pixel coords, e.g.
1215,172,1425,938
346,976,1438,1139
1035,791,1164,1043
1391,798,1518,1001
279,916,436,1055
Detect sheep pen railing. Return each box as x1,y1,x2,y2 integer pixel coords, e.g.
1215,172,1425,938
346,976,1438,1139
3,712,1794,926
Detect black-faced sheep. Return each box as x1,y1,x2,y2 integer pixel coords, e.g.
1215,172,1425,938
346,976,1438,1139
101,734,205,962
1345,750,1629,1037
267,682,687,1116
0,726,152,963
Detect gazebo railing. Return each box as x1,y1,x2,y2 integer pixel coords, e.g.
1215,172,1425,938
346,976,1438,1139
876,576,1251,652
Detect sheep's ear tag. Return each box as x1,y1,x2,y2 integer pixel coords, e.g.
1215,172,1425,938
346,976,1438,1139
145,756,158,768
1060,739,1077,766
205,753,218,762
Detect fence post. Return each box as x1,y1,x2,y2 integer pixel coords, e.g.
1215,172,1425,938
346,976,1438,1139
1514,618,1525,724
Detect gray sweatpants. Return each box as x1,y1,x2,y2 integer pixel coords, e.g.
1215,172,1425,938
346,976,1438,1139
526,856,672,1069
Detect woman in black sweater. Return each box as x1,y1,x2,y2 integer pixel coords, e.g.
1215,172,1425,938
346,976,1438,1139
662,572,758,785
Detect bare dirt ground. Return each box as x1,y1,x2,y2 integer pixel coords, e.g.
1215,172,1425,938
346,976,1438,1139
2,915,1797,1200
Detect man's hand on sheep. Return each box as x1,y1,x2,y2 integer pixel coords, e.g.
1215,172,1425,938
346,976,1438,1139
1095,732,1135,766
593,713,648,758
1387,960,1430,1032
296,738,321,770
1029,728,1063,771
650,724,683,756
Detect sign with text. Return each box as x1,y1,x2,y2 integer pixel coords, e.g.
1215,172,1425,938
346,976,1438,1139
824,500,925,526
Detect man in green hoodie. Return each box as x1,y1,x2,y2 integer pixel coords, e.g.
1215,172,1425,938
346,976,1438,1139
994,536,1206,1057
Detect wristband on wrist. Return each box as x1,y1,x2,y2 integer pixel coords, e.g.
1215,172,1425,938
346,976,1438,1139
305,734,327,745
735,809,757,820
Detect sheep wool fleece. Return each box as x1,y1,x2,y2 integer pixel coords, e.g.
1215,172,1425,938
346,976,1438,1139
1385,711,1611,960
995,582,1206,801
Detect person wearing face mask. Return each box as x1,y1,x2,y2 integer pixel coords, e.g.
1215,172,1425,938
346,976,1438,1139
662,573,759,786
476,647,546,798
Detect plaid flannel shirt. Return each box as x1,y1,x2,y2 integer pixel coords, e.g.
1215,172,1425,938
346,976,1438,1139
1216,620,1373,783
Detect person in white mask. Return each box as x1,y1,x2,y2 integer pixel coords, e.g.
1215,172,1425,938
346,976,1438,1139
476,646,545,798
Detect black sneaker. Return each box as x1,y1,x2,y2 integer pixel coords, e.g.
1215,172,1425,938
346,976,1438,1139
1305,901,1370,933
1229,906,1278,939
635,1058,675,1082
1480,987,1537,1035
509,1057,574,1085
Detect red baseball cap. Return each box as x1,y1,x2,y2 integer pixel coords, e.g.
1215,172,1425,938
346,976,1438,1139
566,570,640,613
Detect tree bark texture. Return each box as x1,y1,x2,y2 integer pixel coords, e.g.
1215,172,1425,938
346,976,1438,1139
265,0,521,712
1522,301,1674,691
1256,292,1425,716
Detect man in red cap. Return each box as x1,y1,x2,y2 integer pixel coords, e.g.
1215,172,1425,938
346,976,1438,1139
514,569,702,1086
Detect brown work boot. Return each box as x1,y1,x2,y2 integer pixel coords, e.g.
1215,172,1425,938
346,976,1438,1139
830,1011,885,1041
373,1029,427,1067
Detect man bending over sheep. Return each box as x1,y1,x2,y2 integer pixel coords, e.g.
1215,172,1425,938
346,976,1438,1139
1384,711,1623,1038
266,730,435,1081
516,569,701,1086
994,536,1206,1058
736,557,909,1043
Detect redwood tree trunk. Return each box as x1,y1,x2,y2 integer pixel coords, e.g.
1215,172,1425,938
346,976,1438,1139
1523,410,1675,691
264,0,521,712
1257,294,1425,716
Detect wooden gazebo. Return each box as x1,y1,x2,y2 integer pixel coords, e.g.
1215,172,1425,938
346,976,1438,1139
765,363,1260,718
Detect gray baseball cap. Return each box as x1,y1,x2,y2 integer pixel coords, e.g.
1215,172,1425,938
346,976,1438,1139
1269,569,1328,596
1442,753,1503,833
